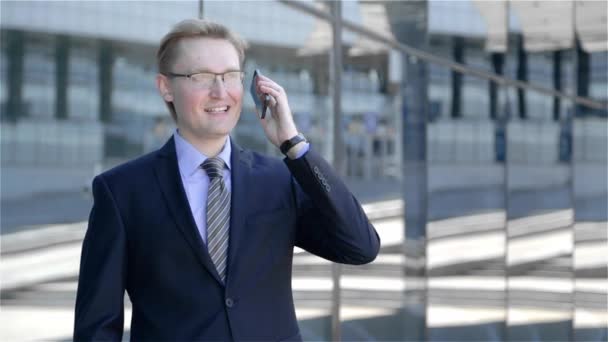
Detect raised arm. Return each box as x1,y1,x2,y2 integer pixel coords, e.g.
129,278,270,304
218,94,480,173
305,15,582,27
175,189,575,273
286,149,380,264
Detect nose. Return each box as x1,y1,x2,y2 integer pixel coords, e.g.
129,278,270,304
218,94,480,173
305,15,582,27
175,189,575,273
208,75,227,98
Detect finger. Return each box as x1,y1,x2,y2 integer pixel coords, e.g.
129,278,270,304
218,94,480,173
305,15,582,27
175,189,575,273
255,75,273,88
257,74,273,82
259,87,284,102
260,85,282,101
257,80,284,93
267,95,277,107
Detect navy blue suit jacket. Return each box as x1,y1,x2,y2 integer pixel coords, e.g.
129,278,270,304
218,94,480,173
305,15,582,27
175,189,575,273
74,137,380,341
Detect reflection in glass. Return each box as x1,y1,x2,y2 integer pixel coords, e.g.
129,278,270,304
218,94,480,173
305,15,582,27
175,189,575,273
427,75,506,340
506,93,574,341
573,116,608,341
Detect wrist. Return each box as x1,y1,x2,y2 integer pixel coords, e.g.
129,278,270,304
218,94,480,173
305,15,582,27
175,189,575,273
285,141,308,159
280,132,307,156
278,129,299,147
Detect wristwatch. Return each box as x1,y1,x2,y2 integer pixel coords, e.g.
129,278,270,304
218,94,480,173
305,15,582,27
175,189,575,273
280,133,307,155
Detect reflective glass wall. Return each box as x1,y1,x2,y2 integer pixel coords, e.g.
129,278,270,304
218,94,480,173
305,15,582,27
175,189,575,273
504,49,575,341
1,1,606,341
425,40,507,341
572,51,608,342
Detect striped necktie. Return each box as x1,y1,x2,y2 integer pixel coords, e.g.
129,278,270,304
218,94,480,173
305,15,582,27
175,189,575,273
202,157,230,283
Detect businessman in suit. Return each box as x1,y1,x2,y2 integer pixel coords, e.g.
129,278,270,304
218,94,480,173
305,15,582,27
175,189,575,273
74,19,380,341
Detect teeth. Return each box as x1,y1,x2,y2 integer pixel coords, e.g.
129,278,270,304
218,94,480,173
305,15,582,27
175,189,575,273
205,106,228,113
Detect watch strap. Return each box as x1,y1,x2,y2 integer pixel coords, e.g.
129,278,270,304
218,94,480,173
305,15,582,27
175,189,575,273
280,133,307,155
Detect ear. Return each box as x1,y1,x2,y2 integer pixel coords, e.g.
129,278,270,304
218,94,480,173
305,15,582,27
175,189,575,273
156,74,174,102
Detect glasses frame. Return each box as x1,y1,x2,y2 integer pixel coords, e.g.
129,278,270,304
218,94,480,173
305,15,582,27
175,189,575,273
165,70,245,89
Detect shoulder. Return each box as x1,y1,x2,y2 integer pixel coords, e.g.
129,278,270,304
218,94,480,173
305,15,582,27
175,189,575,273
96,150,158,188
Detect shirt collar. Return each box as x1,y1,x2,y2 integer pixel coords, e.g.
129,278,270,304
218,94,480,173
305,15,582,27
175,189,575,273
174,130,232,179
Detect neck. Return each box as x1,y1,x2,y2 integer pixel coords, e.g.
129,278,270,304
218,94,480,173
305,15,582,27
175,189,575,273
179,130,228,157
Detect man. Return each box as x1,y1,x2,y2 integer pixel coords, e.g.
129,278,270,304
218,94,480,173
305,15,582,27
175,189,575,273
74,19,380,341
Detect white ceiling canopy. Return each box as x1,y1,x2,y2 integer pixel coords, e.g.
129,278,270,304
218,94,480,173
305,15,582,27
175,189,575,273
474,0,607,53
472,0,509,53
348,0,395,56
510,0,574,52
297,1,332,56
298,0,395,57
575,0,608,52
298,0,606,55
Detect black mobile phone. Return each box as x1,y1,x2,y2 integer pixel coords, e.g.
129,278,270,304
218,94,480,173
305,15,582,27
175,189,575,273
250,69,271,119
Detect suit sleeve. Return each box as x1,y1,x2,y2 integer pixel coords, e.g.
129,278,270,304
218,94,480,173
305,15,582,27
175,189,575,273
284,148,380,264
74,175,126,341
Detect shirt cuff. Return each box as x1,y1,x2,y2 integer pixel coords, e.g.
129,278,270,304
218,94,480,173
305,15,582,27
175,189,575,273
287,142,310,160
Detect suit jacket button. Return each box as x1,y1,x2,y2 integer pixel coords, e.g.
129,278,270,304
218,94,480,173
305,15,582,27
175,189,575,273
226,298,234,308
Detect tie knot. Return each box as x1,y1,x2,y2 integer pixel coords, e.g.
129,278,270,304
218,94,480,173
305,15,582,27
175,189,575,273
202,157,225,179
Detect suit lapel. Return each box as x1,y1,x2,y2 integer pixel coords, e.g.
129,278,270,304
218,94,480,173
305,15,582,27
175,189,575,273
153,137,223,285
226,138,253,286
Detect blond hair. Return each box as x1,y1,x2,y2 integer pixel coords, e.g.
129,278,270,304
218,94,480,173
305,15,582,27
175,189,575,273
156,19,247,121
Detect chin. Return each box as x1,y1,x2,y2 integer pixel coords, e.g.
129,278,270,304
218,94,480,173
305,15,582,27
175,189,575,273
207,128,234,139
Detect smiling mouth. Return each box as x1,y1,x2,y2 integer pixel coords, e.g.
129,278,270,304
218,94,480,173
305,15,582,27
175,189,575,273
205,106,230,113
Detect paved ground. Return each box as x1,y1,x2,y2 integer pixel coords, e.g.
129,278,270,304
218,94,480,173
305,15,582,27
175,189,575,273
1,191,93,235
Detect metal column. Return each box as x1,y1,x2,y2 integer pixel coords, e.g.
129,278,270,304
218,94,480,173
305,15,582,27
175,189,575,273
330,1,344,340
386,1,429,340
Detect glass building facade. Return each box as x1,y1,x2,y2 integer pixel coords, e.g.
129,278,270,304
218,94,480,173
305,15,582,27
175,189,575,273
1,1,606,341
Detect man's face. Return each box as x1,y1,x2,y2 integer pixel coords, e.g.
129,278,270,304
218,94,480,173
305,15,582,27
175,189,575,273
159,37,243,142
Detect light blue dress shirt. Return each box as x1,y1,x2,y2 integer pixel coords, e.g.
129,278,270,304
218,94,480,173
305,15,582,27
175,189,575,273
174,131,232,245
174,130,309,244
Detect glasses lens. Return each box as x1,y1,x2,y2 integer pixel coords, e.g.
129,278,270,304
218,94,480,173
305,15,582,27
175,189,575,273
190,73,215,88
223,71,243,88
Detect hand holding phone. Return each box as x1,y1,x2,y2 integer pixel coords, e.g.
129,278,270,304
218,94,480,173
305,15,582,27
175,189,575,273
250,69,272,119
247,69,299,148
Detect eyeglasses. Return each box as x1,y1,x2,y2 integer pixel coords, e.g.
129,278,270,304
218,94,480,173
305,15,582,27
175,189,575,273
166,70,245,89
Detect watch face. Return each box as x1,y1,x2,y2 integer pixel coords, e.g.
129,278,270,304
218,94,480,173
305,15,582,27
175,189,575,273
280,134,306,154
